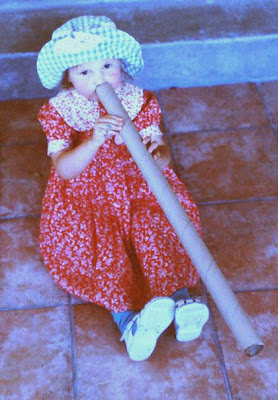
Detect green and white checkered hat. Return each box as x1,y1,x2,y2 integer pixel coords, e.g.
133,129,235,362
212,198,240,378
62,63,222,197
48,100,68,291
37,15,144,89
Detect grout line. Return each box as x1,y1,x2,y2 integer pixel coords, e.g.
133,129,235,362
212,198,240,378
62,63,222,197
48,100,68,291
169,123,272,137
70,296,89,306
0,302,69,313
273,127,278,141
210,312,233,400
199,196,278,206
157,91,181,174
68,296,78,400
256,82,278,142
203,282,233,400
1,140,46,148
0,213,41,222
234,287,278,294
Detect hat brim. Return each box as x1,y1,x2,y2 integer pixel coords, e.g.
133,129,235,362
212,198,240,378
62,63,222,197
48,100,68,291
37,29,144,89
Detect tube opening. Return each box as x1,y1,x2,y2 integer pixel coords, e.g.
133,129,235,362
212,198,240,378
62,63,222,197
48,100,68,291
244,344,264,357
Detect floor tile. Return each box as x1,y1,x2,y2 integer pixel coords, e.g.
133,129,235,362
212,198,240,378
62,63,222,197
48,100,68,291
73,304,227,400
260,81,278,125
0,143,50,218
1,80,277,400
0,217,68,309
0,98,46,146
160,83,269,133
199,200,278,291
210,290,278,400
171,127,278,202
0,306,73,399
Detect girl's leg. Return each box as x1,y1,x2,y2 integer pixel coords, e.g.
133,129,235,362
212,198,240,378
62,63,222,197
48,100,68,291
111,310,138,335
112,297,175,361
170,288,209,342
131,207,209,343
170,287,191,302
130,206,199,298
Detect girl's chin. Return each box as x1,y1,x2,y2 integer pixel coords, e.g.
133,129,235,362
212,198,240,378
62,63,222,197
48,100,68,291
82,92,98,100
88,94,98,101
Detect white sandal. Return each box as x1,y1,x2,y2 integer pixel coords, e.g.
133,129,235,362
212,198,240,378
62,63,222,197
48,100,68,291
121,297,175,361
175,299,209,342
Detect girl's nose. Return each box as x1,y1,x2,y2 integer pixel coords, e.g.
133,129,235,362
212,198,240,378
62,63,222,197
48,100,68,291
94,70,106,86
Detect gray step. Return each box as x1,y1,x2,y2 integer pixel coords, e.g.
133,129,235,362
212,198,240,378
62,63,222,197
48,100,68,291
1,0,278,100
2,0,278,53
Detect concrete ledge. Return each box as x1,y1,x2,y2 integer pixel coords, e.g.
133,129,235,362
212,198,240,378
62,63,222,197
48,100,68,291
137,34,278,90
1,34,278,100
1,0,278,100
1,1,278,52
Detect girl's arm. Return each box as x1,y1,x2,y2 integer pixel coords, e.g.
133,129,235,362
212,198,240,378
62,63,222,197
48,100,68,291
132,91,171,170
51,114,123,180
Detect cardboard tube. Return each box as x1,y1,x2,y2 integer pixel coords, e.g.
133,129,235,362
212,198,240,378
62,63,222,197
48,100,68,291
96,82,264,356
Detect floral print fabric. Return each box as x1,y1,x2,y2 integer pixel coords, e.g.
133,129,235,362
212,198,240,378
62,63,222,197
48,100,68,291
38,84,201,312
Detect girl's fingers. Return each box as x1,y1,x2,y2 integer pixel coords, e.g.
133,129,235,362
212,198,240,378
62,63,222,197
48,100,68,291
147,141,159,153
98,128,116,138
97,115,124,125
96,120,123,126
143,137,158,153
142,136,166,160
153,151,161,160
97,124,122,134
96,120,124,133
142,136,151,145
143,136,165,152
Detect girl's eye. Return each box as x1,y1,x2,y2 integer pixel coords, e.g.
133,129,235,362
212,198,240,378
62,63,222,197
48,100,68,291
81,70,88,75
104,63,112,69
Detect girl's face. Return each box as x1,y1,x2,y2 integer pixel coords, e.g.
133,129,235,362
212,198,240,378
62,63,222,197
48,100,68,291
68,58,122,100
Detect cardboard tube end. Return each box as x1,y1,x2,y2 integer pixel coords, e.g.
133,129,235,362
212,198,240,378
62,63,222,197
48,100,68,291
244,343,264,357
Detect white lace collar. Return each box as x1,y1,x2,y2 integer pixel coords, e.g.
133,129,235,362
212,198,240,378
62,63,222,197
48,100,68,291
49,83,144,132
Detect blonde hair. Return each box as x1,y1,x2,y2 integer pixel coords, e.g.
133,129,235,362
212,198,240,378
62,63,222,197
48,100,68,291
61,70,73,90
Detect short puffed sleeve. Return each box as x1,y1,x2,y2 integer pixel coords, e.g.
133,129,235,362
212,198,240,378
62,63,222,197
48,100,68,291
133,91,163,139
38,102,75,156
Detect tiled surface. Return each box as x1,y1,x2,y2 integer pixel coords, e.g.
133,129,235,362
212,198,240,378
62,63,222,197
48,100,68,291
0,98,46,146
171,127,278,202
211,291,278,400
159,83,270,133
0,217,68,309
1,81,277,399
0,307,73,399
200,200,278,291
73,304,227,400
0,143,50,218
259,81,278,126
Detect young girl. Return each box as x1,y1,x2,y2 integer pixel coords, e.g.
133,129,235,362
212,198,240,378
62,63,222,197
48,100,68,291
37,15,209,361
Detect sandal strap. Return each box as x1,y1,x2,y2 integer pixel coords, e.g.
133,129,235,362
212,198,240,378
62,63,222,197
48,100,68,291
120,314,139,341
175,298,202,308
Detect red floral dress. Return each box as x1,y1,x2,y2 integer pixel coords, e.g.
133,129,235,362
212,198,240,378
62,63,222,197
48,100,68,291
38,83,201,312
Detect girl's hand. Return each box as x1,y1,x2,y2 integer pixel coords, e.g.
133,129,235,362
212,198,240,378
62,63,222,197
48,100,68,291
142,136,171,169
92,115,124,146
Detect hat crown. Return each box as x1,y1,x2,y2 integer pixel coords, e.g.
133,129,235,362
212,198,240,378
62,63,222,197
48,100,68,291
37,15,144,89
52,16,116,40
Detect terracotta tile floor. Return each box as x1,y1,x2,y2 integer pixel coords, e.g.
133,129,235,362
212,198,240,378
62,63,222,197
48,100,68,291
1,81,278,399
